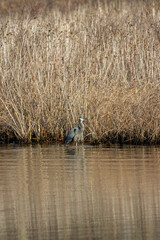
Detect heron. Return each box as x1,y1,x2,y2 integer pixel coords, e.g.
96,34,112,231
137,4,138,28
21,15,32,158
65,116,87,144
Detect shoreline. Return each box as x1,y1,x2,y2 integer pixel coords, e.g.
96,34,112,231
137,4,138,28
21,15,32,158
0,129,159,146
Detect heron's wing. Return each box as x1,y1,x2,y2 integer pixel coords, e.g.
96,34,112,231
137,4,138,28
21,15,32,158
65,127,79,143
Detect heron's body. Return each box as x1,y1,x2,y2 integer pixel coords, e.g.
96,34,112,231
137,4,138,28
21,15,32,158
65,117,86,144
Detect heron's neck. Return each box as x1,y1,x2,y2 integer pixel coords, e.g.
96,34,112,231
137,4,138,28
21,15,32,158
79,120,84,130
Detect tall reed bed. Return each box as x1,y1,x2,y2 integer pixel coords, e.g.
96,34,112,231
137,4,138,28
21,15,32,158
0,1,160,143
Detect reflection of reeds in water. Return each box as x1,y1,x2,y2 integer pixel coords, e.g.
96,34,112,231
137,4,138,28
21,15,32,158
0,146,160,239
0,1,160,144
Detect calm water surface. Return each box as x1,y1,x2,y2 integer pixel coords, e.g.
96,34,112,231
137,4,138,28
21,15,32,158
0,144,160,240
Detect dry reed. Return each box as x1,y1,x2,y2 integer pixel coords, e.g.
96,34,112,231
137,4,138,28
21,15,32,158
0,0,160,144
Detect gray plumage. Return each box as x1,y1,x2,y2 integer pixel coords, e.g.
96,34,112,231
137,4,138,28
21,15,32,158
65,116,87,143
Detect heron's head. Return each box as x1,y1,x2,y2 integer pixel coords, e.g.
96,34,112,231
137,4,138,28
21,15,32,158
79,116,87,122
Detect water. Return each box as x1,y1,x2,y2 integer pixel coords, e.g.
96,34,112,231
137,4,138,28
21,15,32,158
0,144,160,240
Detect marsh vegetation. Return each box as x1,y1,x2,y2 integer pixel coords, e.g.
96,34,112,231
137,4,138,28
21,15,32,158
0,0,160,144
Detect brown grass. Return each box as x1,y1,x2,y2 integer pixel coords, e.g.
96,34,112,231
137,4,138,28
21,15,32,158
0,0,160,144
